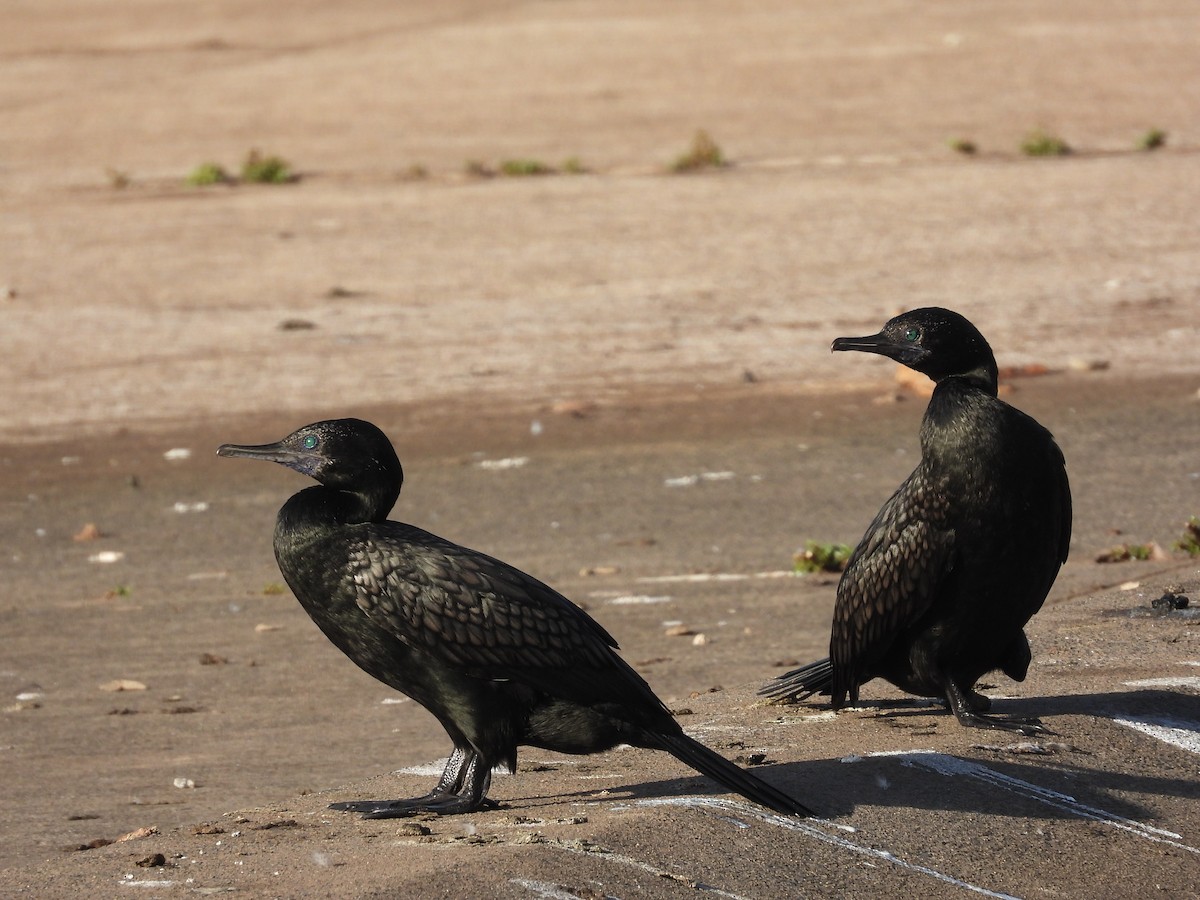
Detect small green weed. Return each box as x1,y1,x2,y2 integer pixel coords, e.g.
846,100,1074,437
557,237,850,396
1137,128,1167,151
948,137,977,155
1174,516,1200,556
262,583,287,595
671,129,727,173
187,162,232,186
499,158,554,177
793,540,853,574
1095,542,1162,563
241,150,293,184
1021,129,1071,157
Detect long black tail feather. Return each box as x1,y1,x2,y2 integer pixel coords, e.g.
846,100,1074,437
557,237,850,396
758,657,835,703
657,731,813,817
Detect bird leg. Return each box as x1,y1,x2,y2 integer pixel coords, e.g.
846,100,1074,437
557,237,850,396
329,747,498,818
943,679,1049,736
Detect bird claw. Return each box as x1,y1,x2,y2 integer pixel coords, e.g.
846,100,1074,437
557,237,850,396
329,795,498,818
956,711,1053,736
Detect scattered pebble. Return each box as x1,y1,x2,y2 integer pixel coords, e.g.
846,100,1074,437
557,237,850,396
172,777,196,789
550,400,596,417
395,822,431,837
254,623,282,633
198,653,228,665
253,818,298,830
579,566,619,577
100,679,147,692
72,523,103,542
172,502,209,514
88,551,125,564
664,624,695,638
135,853,167,868
691,633,708,646
116,826,159,843
163,448,192,461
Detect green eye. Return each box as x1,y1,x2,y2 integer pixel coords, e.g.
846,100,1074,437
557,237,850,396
302,434,319,450
904,327,921,342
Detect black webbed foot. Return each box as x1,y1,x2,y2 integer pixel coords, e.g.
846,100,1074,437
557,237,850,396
954,711,1052,737
333,795,498,819
945,680,1050,736
330,747,495,818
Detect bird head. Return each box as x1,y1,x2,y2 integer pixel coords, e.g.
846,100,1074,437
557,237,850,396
217,418,402,493
832,307,998,391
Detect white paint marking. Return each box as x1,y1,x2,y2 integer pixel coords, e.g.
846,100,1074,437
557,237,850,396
539,834,751,900
1122,676,1200,690
512,879,590,900
878,751,1198,854
391,757,510,777
1114,715,1200,756
638,797,1019,898
664,471,736,488
476,456,529,470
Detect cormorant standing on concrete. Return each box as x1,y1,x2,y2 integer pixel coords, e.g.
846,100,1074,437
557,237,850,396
761,308,1071,733
219,419,811,817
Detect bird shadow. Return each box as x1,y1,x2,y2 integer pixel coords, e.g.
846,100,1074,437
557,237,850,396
769,688,1200,822
500,688,1200,824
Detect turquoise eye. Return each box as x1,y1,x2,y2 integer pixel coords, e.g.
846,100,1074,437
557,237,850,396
904,327,921,342
302,434,319,450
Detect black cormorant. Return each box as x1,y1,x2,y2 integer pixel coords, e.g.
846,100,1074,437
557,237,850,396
761,308,1071,733
219,419,811,817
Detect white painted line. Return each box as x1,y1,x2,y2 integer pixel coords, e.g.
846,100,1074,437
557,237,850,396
391,757,511,777
512,880,592,900
873,751,1198,854
1122,676,1200,690
1114,716,1200,756
538,834,751,900
637,797,1020,899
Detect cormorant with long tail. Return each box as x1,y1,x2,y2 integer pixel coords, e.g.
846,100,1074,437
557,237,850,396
761,308,1071,733
219,419,812,817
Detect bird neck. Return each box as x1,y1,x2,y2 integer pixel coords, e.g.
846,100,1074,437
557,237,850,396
278,482,398,533
938,361,999,397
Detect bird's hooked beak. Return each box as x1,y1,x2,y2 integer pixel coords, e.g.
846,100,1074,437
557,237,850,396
831,332,931,367
217,440,321,478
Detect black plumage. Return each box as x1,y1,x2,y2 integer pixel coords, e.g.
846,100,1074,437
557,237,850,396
219,419,811,817
761,308,1071,733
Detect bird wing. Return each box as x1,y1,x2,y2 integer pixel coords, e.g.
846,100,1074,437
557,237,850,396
1053,442,1073,566
346,522,622,678
830,474,956,704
